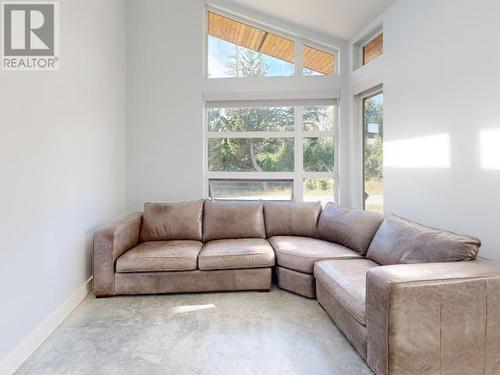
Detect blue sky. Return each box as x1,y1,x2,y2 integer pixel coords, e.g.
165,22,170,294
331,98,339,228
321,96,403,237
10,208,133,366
208,36,294,78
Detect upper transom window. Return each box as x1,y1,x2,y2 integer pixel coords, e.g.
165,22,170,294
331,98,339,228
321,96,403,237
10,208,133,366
362,33,383,65
207,11,336,78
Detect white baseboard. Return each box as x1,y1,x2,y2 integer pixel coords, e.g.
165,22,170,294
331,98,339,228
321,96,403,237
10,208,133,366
0,277,93,375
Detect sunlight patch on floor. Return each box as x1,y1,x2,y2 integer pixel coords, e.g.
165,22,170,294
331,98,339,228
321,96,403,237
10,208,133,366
171,304,216,314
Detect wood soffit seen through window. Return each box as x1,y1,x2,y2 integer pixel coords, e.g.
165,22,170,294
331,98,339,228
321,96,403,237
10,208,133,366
363,33,383,65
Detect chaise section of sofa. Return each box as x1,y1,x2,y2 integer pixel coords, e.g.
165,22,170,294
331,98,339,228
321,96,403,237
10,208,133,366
313,212,500,374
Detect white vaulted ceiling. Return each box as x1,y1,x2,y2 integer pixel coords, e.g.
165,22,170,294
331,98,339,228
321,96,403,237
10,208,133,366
219,0,396,40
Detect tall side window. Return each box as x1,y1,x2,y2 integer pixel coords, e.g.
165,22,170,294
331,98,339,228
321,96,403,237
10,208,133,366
206,101,337,205
363,92,383,212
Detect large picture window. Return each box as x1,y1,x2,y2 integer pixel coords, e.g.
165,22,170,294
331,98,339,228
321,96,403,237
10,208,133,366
206,101,337,205
207,10,336,78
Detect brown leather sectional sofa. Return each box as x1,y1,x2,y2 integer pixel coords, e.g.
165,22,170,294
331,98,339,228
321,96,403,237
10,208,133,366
93,199,500,374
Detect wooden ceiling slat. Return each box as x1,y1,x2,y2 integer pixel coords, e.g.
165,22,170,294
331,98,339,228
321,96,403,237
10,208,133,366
209,12,264,51
260,33,294,63
237,24,245,45
303,45,334,75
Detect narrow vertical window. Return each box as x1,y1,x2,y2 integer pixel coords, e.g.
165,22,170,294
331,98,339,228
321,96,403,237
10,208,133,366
363,92,383,212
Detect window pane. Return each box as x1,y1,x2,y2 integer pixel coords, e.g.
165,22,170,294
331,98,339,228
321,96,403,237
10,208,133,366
209,179,293,201
303,178,334,206
208,12,294,78
208,138,294,172
303,45,335,75
303,137,334,172
363,33,383,65
208,107,294,132
303,105,335,131
363,92,384,212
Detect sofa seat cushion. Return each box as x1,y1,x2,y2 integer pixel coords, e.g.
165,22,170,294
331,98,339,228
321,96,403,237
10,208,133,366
199,238,275,270
314,259,379,325
269,236,362,274
116,240,202,272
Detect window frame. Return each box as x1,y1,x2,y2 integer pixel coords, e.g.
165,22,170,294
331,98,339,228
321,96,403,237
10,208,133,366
204,99,338,203
204,7,339,79
351,25,383,71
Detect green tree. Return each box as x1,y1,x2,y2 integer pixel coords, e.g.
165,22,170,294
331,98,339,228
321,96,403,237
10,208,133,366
208,47,335,185
226,46,267,78
209,47,297,174
303,138,334,172
363,96,383,180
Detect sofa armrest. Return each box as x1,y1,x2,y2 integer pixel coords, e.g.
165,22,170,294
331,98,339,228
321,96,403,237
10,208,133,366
366,260,500,375
93,213,142,297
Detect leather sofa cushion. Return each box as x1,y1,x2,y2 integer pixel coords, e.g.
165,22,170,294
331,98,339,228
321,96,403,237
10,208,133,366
269,236,362,274
366,214,481,265
314,259,379,325
116,240,202,272
203,200,265,241
140,200,204,241
264,201,321,238
317,203,383,254
199,238,275,270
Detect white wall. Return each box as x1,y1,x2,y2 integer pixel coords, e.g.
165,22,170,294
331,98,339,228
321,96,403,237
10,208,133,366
0,0,127,366
381,0,500,259
127,0,205,211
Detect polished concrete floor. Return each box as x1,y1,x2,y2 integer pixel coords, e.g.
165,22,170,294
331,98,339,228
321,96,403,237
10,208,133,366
16,287,373,375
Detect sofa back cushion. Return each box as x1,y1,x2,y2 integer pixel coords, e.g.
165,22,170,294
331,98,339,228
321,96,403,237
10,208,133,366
366,214,481,265
203,200,266,241
317,203,383,254
264,201,321,238
140,200,204,241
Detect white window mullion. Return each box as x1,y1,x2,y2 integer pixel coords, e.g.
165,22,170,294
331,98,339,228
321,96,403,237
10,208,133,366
294,40,303,77
203,105,209,198
300,130,335,138
295,106,304,202
207,171,295,179
334,98,340,203
303,172,334,179
207,131,294,139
